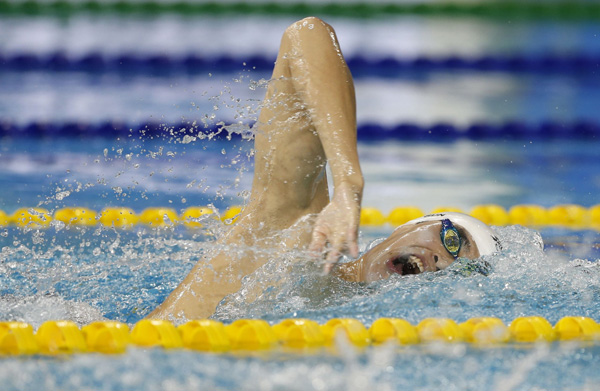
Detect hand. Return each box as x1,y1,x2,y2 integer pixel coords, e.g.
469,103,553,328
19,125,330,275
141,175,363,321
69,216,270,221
309,182,361,273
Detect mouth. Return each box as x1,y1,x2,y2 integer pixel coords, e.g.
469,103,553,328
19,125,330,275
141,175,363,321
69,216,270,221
386,254,424,276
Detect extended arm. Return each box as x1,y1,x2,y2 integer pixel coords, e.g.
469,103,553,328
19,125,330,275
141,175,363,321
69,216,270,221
148,17,362,320
284,19,364,268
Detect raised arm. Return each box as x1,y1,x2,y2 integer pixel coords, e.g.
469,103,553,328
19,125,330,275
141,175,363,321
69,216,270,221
148,17,362,321
283,18,364,269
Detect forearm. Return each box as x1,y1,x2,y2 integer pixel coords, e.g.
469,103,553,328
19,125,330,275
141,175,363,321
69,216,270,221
287,19,363,196
148,224,267,320
281,18,363,264
148,18,362,320
147,258,226,320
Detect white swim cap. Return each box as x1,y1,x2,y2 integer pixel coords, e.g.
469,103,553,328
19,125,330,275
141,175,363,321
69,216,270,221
404,212,501,256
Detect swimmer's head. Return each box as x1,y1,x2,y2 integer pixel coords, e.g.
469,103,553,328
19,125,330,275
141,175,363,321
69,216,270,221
358,212,501,282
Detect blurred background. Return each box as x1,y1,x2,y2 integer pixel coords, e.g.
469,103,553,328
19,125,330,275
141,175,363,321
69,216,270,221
1,0,599,214
2,3,600,390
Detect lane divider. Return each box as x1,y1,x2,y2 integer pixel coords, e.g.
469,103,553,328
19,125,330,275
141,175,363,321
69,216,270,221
2,204,597,229
2,316,599,355
0,206,242,228
362,204,600,229
3,52,598,75
0,1,598,20
2,121,599,140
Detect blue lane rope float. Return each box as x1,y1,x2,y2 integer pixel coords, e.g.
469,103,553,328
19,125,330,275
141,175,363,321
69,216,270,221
1,52,599,75
2,204,600,229
0,1,599,20
2,316,600,356
1,121,599,140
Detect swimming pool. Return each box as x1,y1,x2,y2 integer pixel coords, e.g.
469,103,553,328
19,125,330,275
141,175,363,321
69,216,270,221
2,4,600,390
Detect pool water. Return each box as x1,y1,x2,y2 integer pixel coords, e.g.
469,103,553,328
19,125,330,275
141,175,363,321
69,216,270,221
2,6,600,391
1,135,599,390
2,137,600,218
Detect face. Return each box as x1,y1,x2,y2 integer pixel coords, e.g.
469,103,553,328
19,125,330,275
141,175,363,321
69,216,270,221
358,221,481,282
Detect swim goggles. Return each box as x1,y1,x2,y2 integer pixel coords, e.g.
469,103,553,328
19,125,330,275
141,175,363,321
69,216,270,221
405,212,502,257
440,219,461,259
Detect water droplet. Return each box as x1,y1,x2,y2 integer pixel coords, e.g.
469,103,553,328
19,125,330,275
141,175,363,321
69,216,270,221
55,190,70,200
182,135,196,144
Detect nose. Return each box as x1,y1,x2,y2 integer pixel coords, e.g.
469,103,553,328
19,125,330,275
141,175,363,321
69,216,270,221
429,251,453,271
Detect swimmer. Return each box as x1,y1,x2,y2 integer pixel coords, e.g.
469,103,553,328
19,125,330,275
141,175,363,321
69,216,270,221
149,17,500,321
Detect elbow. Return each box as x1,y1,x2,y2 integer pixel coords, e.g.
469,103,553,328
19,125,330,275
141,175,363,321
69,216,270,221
283,16,334,46
286,16,330,33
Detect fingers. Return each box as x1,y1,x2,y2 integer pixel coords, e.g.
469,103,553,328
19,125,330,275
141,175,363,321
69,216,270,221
309,227,328,255
322,241,341,275
346,225,359,259
310,226,343,275
310,215,360,275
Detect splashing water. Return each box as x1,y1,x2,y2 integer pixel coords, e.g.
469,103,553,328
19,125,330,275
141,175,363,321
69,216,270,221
2,153,600,391
214,225,600,326
1,71,600,390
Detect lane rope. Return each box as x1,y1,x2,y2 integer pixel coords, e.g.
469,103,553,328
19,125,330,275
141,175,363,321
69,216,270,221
1,316,599,355
1,52,599,75
0,1,599,20
2,121,599,140
2,204,600,229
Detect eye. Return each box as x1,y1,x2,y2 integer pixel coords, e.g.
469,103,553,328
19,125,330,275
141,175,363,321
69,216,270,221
440,219,461,259
443,229,460,255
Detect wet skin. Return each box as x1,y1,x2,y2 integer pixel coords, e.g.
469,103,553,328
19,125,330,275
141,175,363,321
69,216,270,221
349,221,481,283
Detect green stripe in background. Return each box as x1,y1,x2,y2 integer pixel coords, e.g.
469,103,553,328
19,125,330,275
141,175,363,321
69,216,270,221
0,1,599,20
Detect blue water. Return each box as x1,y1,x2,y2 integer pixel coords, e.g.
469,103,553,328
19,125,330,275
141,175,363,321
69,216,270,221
3,70,600,127
1,135,600,391
1,203,599,390
2,137,599,215
2,7,600,391
2,344,600,391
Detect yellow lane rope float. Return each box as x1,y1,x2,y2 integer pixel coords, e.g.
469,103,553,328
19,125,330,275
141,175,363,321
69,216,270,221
1,316,599,356
1,204,600,229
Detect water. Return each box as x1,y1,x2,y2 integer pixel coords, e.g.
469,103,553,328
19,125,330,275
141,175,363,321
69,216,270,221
0,221,599,390
0,137,255,212
1,124,600,391
2,7,600,391
1,214,597,325
1,134,599,391
1,343,599,391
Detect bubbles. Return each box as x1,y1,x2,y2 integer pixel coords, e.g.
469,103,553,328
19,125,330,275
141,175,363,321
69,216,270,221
54,190,70,200
0,226,219,324
0,294,105,329
0,62,265,217
181,135,196,144
213,225,600,326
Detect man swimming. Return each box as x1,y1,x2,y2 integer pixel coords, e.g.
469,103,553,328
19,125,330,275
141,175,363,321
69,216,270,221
149,17,500,321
